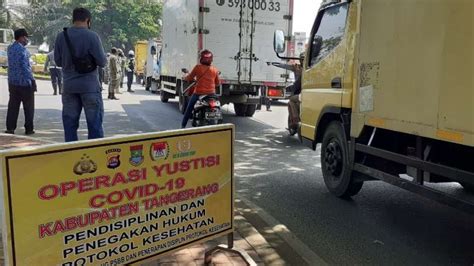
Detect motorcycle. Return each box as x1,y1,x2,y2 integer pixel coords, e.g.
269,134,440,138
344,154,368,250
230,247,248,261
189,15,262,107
266,61,301,136
182,68,224,127
191,95,223,127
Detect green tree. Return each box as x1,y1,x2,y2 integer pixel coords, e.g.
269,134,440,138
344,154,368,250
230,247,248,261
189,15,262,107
16,3,69,47
61,0,162,51
5,0,162,51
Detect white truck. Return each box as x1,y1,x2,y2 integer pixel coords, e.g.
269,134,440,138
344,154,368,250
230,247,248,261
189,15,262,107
159,0,294,116
144,39,163,93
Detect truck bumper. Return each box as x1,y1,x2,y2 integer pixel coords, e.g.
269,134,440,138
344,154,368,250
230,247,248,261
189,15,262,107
219,94,261,105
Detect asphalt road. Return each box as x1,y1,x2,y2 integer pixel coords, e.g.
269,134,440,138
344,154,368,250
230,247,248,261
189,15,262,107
1,76,473,265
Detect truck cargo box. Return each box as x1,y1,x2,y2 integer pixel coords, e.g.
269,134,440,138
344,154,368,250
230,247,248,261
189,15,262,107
354,0,473,147
161,0,293,85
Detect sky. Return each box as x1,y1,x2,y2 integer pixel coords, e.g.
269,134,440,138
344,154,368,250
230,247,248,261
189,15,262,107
293,0,322,35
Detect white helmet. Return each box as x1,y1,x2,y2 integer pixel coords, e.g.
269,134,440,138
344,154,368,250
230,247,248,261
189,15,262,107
128,50,135,56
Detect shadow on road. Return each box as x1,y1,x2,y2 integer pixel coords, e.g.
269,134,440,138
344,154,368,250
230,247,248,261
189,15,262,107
0,104,140,143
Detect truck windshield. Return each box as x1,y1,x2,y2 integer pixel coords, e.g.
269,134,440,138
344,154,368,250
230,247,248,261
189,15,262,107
310,3,349,66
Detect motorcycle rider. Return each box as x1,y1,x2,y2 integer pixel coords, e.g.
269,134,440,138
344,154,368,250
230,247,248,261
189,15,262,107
267,53,304,135
181,49,220,128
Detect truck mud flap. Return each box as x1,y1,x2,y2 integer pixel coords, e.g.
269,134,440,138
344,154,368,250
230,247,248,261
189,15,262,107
353,143,474,215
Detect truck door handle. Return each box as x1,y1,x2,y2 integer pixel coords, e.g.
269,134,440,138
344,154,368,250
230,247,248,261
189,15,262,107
331,77,342,88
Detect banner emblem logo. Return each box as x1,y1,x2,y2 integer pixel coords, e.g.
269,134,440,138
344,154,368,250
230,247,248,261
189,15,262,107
73,154,97,175
106,148,121,169
150,142,169,161
129,145,144,166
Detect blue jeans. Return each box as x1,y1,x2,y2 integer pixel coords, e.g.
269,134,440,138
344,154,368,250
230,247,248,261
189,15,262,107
181,94,200,128
62,92,104,142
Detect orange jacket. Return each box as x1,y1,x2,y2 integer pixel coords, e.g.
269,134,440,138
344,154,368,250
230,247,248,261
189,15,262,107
185,64,220,95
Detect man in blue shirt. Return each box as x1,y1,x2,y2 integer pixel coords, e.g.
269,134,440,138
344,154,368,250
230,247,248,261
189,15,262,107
54,8,107,142
5,28,36,135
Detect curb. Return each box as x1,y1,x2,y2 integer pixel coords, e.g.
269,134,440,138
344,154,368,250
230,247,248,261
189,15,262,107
234,214,286,265
0,133,54,151
236,198,329,266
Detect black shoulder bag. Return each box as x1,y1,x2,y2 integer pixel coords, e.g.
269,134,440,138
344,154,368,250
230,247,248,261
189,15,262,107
63,28,97,74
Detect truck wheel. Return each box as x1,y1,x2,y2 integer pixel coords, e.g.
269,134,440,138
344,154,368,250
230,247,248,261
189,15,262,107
234,103,247,116
245,104,257,117
160,90,169,103
460,182,474,193
179,95,188,114
321,121,363,198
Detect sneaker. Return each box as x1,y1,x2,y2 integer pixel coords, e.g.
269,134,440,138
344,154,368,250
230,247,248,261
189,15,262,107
25,130,35,135
4,130,14,134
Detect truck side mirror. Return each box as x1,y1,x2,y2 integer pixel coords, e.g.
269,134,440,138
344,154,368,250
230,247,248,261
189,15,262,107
273,30,286,54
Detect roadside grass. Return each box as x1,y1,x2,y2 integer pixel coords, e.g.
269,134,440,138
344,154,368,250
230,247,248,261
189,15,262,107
0,67,51,80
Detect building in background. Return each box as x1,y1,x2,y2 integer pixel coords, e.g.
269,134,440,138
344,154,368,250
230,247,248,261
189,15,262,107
294,32,306,56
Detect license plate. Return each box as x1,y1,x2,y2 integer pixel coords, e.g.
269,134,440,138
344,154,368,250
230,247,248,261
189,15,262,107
205,112,222,119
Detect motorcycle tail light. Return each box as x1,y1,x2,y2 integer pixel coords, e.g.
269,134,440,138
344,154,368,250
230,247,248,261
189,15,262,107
209,100,216,108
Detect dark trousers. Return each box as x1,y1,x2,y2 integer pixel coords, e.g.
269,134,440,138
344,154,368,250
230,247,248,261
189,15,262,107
49,68,63,94
258,87,271,111
181,94,200,128
126,71,134,91
62,92,104,142
6,84,35,132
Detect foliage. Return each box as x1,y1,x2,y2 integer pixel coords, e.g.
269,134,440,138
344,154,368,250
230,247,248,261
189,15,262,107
32,53,47,64
1,0,162,52
70,0,162,51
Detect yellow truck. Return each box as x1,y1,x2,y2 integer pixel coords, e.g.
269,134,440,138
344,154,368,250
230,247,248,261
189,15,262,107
274,0,474,212
134,40,148,85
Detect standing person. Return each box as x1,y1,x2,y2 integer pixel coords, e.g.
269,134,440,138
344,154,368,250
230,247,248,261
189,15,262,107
44,48,63,95
5,29,36,135
126,50,135,92
103,52,110,85
107,47,120,100
118,48,126,90
267,53,304,133
54,7,107,142
181,50,220,128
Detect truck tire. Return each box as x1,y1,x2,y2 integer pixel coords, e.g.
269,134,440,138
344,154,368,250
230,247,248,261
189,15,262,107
234,103,247,116
179,95,188,114
245,104,257,117
321,121,363,198
160,90,169,103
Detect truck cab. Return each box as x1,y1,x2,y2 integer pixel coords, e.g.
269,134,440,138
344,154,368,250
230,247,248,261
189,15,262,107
274,0,474,213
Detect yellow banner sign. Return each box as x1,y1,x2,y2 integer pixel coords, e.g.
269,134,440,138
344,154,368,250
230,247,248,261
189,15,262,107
1,125,234,266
